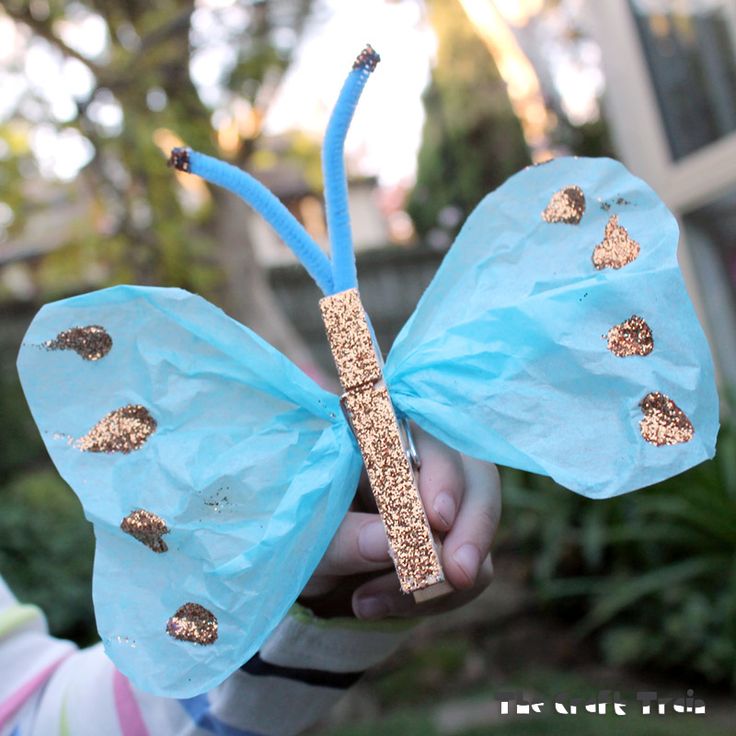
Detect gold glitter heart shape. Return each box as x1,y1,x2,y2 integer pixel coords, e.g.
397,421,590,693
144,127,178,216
77,405,156,453
639,392,694,446
542,185,586,224
166,603,218,645
120,509,169,553
593,215,640,269
605,315,653,357
45,325,112,361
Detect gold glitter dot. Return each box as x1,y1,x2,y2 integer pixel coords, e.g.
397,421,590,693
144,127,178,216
120,509,169,553
639,392,694,446
604,315,653,357
320,289,444,594
542,185,586,224
77,405,156,453
44,325,112,360
166,603,218,645
593,215,640,269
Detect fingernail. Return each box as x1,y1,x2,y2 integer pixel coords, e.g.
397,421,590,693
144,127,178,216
358,520,389,562
355,595,390,620
454,544,481,585
433,492,456,528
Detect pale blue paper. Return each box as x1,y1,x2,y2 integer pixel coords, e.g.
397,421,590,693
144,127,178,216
385,157,719,498
17,286,363,697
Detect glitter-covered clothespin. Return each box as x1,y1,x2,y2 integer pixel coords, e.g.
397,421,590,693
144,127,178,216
320,288,450,600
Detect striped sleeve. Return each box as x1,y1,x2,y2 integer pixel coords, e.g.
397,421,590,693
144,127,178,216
0,580,412,736
0,579,76,736
195,605,414,735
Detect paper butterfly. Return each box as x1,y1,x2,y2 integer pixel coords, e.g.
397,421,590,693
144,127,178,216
17,46,718,697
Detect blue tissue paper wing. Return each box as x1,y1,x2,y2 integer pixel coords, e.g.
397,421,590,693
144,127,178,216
385,157,719,498
17,285,361,697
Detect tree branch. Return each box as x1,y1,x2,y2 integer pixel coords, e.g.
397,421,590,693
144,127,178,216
100,6,194,94
138,6,193,53
3,4,103,75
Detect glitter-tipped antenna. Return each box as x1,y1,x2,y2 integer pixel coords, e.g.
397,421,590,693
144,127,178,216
168,148,334,295
322,45,381,294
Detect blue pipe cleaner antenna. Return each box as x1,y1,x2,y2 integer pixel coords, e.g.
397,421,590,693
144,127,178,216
322,44,381,294
169,148,334,295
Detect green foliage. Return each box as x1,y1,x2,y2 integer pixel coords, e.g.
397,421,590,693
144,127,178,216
501,411,736,687
374,637,470,707
321,668,732,736
323,712,436,736
0,469,96,644
407,0,530,241
457,712,729,736
0,370,44,478
1,0,313,296
321,704,729,736
552,117,616,160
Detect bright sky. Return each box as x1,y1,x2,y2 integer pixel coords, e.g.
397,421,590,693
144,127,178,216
263,0,436,186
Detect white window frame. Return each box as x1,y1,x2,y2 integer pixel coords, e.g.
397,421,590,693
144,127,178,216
589,0,736,210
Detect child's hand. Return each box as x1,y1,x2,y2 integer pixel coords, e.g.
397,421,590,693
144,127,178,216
299,427,501,619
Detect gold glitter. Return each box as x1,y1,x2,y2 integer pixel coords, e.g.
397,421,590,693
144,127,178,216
593,215,640,269
353,44,380,72
120,509,169,552
639,392,694,446
319,289,381,391
344,385,444,592
77,405,156,453
166,603,218,645
320,289,445,595
605,315,654,357
599,196,631,212
45,325,112,361
542,185,586,224
168,147,191,172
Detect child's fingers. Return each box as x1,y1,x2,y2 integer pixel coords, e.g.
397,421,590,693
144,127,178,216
441,458,501,590
352,571,416,619
310,511,393,579
414,426,465,533
351,554,494,620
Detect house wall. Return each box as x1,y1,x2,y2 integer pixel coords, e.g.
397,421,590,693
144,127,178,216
588,0,736,388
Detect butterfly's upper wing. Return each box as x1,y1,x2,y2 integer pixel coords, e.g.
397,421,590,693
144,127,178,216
17,285,361,697
385,157,718,498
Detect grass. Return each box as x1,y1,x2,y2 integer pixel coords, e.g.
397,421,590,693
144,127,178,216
315,637,734,736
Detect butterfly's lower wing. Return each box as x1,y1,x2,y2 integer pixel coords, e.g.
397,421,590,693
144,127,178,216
385,157,718,498
17,285,362,697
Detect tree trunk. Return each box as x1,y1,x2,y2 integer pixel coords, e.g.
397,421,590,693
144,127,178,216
212,188,317,370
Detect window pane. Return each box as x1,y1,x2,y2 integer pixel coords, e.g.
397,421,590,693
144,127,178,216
629,0,736,159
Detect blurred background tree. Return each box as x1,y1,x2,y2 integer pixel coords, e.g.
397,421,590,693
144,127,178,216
2,0,314,362
407,0,530,245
